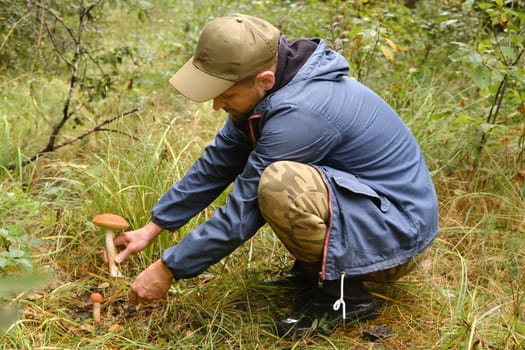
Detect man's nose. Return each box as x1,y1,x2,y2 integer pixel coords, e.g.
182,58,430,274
213,97,225,110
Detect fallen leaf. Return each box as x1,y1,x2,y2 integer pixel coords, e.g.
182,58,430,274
514,169,525,187
362,324,392,341
185,329,197,339
420,258,433,273
380,45,395,61
108,323,122,332
385,38,406,52
25,292,44,301
80,323,93,332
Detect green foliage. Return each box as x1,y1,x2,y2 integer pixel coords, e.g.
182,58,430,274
0,186,42,274
449,0,525,175
0,273,52,332
0,226,35,274
0,0,524,348
0,0,143,170
0,0,41,68
314,0,414,83
0,181,54,333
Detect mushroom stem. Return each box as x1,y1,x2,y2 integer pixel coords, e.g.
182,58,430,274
105,228,122,277
93,213,129,277
90,292,103,323
93,301,101,323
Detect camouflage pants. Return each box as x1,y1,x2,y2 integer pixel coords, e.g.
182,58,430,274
258,161,418,282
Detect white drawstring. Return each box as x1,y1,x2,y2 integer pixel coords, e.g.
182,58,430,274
332,272,346,320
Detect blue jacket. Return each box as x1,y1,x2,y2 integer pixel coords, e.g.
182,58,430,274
155,39,439,281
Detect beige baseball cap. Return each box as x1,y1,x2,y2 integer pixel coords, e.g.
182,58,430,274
169,14,280,102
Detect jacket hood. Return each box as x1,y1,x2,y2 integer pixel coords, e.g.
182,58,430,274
291,39,349,84
266,36,318,95
254,39,349,115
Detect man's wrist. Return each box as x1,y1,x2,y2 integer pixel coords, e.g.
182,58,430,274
145,222,163,238
159,258,175,279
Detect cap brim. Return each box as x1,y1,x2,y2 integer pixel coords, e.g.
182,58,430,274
169,57,235,102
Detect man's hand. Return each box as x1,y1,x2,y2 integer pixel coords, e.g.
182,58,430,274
131,259,174,302
110,222,163,263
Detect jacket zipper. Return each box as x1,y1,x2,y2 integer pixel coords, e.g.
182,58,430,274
249,115,333,282
248,114,263,145
318,167,333,283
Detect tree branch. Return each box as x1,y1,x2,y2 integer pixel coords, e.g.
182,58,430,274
43,0,86,153
6,107,140,170
0,13,31,55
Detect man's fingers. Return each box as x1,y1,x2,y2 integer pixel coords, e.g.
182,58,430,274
103,246,126,264
115,247,131,263
129,285,151,305
113,233,129,247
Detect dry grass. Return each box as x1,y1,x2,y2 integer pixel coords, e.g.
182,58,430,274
1,0,524,349
1,100,523,348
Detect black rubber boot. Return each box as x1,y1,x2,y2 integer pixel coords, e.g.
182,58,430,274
276,278,377,338
264,260,319,288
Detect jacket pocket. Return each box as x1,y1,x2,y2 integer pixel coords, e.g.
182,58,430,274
332,175,390,212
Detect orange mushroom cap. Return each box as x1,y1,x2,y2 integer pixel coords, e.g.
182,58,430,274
92,213,130,231
90,292,103,303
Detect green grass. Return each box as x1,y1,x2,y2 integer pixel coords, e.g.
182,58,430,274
1,0,524,348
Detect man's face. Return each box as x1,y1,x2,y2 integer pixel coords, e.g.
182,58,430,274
212,80,265,123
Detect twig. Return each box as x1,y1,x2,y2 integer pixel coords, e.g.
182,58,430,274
51,107,141,150
43,20,73,68
0,13,31,55
30,0,79,44
6,107,140,170
4,0,141,171
44,0,87,153
359,26,381,83
472,36,523,178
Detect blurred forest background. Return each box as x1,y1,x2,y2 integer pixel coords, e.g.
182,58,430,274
1,0,524,348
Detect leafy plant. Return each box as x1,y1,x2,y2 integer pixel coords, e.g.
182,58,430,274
1,0,140,170
0,187,41,274
0,273,52,332
0,227,35,274
1,0,525,348
451,0,525,178
318,0,413,83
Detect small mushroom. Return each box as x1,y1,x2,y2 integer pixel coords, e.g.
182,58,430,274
92,213,130,277
90,292,103,323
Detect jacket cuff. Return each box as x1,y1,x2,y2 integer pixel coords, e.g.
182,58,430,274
161,253,179,281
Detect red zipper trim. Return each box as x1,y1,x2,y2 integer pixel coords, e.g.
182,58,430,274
248,114,263,145
319,170,333,281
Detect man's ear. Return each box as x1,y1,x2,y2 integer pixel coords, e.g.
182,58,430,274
256,70,275,91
